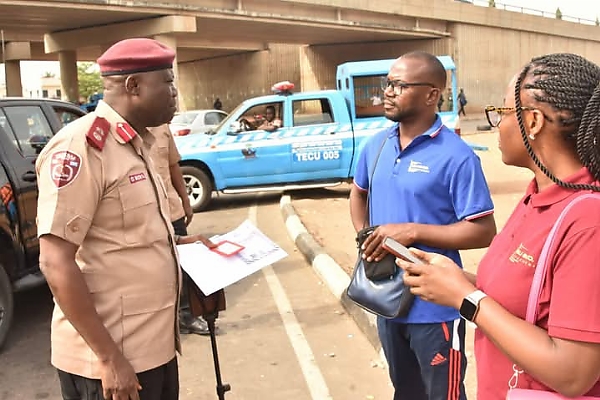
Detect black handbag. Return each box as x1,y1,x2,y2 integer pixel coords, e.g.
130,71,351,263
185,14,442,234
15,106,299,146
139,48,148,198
345,137,415,319
355,225,396,281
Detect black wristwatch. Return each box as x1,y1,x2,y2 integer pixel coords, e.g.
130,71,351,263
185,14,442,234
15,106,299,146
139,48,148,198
459,290,487,322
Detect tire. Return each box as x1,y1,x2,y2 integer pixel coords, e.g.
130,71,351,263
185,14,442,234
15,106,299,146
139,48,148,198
181,166,213,212
0,265,14,352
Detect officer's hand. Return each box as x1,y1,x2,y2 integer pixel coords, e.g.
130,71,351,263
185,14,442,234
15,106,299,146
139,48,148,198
99,351,141,400
361,223,416,262
183,203,194,226
194,234,218,249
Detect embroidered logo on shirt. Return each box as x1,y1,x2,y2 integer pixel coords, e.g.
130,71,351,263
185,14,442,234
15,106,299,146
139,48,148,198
509,243,535,268
407,160,430,173
129,172,146,184
50,151,82,189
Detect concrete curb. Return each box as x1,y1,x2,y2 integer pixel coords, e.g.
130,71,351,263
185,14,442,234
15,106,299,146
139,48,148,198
279,194,384,357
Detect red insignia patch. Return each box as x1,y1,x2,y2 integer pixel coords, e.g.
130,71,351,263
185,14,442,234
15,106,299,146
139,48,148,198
128,172,146,184
86,117,110,150
116,122,138,143
50,151,82,189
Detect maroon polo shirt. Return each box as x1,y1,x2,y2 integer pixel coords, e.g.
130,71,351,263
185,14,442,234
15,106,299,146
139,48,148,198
475,167,600,399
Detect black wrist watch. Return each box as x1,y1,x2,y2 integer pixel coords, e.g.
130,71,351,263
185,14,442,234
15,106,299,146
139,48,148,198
459,290,487,322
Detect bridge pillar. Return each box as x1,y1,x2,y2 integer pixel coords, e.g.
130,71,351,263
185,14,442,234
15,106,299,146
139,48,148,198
153,34,184,111
5,60,23,97
59,50,79,103
298,45,323,92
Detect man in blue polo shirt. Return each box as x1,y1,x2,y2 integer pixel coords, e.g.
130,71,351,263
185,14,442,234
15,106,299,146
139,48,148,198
349,51,496,400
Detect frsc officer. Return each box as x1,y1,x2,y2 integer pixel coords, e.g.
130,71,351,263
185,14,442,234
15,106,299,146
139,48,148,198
37,38,186,400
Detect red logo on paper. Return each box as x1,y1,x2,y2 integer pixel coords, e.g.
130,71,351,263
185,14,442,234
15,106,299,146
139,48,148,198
50,151,82,188
128,172,146,184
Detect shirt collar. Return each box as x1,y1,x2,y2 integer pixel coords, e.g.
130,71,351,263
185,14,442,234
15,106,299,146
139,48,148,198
94,100,154,151
526,167,596,208
386,115,443,139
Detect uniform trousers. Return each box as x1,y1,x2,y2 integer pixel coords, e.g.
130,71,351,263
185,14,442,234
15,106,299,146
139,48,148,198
57,357,179,400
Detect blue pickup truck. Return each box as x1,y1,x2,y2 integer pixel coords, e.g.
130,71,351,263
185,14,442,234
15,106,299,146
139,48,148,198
176,56,460,211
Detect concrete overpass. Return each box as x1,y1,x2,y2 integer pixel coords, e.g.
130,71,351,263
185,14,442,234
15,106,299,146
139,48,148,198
1,0,600,112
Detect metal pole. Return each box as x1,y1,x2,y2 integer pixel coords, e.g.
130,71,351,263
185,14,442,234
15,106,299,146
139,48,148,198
205,312,231,399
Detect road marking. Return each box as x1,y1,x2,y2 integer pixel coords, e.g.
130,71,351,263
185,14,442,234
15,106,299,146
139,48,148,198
249,204,332,400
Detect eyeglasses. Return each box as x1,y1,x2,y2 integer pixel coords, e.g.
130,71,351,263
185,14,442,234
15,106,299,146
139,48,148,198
485,105,538,128
381,78,437,96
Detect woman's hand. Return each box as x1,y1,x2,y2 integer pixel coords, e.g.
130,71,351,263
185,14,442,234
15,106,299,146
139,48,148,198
398,248,476,309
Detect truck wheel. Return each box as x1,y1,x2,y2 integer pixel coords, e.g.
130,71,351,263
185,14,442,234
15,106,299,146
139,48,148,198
0,265,14,352
181,166,213,212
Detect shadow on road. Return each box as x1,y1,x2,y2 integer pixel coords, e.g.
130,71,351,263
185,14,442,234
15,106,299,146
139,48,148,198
286,186,351,201
4,284,53,352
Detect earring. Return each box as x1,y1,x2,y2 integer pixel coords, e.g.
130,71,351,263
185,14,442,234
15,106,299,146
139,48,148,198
528,134,535,141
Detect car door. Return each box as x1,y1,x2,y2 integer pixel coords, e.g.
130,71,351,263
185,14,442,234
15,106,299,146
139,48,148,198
288,96,349,180
0,101,84,268
216,100,292,187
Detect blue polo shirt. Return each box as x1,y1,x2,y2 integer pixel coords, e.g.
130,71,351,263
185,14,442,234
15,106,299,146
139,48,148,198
354,117,494,324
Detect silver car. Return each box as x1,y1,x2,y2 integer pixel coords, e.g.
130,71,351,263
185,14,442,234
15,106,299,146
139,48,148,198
169,109,228,136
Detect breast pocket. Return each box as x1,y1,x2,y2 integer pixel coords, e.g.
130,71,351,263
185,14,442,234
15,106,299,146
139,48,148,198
118,179,166,245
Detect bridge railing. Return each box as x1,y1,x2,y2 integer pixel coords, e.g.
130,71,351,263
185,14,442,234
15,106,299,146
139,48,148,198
464,0,598,26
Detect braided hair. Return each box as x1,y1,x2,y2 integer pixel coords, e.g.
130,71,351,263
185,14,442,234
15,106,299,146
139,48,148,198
514,53,600,191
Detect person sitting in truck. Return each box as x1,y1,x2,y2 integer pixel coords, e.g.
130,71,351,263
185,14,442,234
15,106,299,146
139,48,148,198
256,105,282,132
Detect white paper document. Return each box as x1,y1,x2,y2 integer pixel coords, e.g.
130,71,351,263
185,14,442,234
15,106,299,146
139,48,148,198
176,220,288,295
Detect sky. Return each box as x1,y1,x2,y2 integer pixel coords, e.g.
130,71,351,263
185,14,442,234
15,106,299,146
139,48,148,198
1,0,600,87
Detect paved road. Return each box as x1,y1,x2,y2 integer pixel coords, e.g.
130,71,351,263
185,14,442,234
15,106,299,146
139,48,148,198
0,192,393,400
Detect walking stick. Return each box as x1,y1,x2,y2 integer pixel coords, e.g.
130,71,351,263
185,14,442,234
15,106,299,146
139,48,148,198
188,284,231,399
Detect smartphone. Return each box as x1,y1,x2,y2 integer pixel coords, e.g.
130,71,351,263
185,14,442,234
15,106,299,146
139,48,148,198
381,237,423,264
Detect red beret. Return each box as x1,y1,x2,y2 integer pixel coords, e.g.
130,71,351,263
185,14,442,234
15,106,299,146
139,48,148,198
97,38,176,77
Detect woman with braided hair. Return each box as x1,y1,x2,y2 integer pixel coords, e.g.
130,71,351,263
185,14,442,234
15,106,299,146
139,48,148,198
390,52,600,399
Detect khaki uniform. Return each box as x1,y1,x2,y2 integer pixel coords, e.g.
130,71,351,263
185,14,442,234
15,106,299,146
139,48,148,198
36,101,181,379
148,125,185,222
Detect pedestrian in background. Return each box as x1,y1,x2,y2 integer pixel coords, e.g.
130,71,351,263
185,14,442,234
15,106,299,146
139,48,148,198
458,88,467,116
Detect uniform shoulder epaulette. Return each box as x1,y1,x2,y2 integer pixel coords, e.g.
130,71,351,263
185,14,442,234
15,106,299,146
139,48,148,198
86,117,111,151
115,122,138,143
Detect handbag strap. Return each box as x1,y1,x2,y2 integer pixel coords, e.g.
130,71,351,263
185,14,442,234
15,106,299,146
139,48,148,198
363,134,390,229
525,193,600,323
510,192,600,390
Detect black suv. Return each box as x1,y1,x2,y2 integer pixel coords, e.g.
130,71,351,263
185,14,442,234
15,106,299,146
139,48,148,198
0,98,86,350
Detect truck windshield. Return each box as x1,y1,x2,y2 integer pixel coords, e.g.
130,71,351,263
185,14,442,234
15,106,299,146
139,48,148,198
353,75,386,119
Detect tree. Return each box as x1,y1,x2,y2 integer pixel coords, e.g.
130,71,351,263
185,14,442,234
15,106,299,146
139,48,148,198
77,62,103,101
488,0,496,8
596,16,599,26
42,71,55,78
555,7,563,20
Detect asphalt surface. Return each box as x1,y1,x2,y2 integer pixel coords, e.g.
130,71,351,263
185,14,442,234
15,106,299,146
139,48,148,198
0,192,393,400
